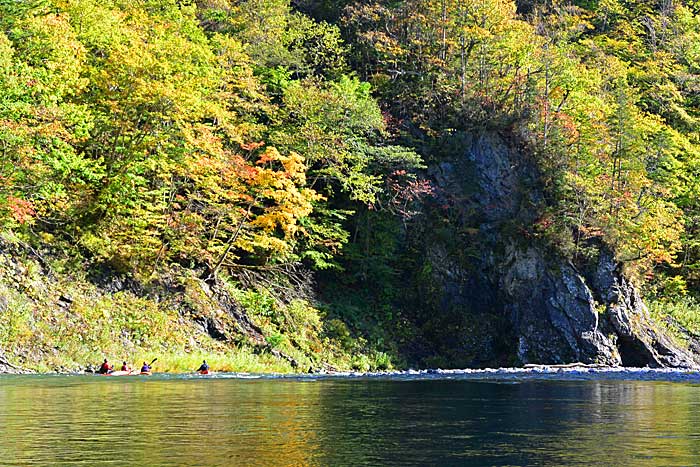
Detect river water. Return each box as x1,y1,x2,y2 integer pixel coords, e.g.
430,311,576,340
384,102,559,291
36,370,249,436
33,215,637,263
2,371,700,466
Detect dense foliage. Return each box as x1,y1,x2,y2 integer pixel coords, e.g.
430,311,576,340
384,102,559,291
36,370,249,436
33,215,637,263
0,0,698,368
0,0,420,279
336,0,700,292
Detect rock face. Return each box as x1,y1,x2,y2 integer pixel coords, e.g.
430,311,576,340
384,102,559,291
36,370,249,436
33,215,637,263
419,132,698,368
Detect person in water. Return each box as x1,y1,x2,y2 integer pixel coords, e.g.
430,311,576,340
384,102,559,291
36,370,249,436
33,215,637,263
97,359,113,374
197,360,209,373
120,361,130,372
140,361,151,373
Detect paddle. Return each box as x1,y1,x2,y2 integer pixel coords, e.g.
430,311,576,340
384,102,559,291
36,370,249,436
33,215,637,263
145,357,157,372
129,357,157,375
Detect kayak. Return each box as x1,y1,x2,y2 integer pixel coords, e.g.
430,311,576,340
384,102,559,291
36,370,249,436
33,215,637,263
198,370,210,375
97,370,150,376
104,370,133,376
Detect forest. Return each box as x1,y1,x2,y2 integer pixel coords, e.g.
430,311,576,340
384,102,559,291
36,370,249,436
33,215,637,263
0,0,698,371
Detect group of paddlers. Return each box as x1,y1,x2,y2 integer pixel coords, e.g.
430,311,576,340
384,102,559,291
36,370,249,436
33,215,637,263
97,359,153,374
96,358,210,374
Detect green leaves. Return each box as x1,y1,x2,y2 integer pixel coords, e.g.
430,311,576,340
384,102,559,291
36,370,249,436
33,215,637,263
339,0,700,293
2,0,677,298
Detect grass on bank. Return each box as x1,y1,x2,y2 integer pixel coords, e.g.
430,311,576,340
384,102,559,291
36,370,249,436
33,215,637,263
649,296,700,347
128,350,294,374
0,248,396,373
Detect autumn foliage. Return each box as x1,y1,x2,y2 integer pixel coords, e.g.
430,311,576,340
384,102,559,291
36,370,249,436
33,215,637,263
0,0,698,302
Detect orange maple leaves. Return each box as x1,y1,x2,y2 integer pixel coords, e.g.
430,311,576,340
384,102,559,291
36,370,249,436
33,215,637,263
6,196,35,224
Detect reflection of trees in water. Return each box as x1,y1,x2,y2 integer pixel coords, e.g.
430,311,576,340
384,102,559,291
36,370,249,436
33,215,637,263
511,381,700,465
315,380,700,466
0,378,326,466
2,378,700,466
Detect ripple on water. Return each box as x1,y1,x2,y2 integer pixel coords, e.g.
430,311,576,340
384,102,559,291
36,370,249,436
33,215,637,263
2,370,700,466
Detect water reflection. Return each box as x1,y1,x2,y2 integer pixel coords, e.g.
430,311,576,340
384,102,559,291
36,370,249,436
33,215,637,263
1,376,700,466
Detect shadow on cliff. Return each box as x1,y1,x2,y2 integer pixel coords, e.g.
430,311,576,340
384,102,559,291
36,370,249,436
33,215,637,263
321,131,699,369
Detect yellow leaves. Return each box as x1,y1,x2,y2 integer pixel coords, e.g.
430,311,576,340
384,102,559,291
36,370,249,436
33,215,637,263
181,123,225,158
281,152,307,183
255,147,308,184
255,146,282,166
12,13,88,100
0,32,14,70
237,234,291,256
615,196,684,279
164,136,319,265
249,147,319,245
0,120,34,164
251,209,299,235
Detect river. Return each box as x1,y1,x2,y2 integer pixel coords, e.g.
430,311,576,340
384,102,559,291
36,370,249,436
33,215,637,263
2,371,700,466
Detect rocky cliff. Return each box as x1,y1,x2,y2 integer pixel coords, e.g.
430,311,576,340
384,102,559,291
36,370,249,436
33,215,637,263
406,132,698,368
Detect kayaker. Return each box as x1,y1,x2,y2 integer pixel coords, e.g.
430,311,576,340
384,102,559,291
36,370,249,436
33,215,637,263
140,361,151,373
120,361,131,372
197,360,209,373
97,359,113,374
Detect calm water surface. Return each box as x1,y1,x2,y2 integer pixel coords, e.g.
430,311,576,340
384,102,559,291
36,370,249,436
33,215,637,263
1,374,700,466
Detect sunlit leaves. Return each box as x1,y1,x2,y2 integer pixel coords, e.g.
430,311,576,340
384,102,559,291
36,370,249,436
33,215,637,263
340,0,700,290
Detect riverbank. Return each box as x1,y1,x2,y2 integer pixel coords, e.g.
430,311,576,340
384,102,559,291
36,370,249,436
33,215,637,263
0,233,395,375
1,231,697,376
227,365,700,383
330,366,700,383
0,349,295,375
8,363,700,385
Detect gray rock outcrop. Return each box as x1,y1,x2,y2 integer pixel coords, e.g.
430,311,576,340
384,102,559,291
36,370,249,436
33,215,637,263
419,131,698,368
